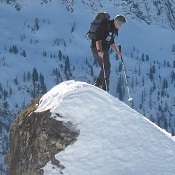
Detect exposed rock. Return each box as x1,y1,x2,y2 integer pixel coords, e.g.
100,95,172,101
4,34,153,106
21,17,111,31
5,97,79,175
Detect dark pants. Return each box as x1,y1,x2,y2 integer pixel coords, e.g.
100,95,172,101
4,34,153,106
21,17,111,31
91,47,111,90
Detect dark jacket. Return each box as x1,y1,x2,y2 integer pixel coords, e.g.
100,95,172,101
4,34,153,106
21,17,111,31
91,19,118,51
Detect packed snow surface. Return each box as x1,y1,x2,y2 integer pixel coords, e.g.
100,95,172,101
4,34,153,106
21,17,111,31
36,80,175,175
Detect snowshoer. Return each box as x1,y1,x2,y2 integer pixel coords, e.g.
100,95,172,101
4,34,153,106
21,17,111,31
90,14,127,91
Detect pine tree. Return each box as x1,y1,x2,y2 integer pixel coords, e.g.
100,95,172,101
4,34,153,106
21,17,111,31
146,54,149,61
27,71,31,81
32,67,38,83
58,50,62,60
171,70,175,83
14,77,18,85
162,78,168,89
34,18,39,31
117,75,123,101
173,60,175,68
142,76,144,86
149,65,156,82
157,91,160,101
141,53,145,62
64,56,70,74
172,43,175,52
12,45,18,54
0,83,2,92
23,72,26,82
39,73,47,94
138,65,141,76
22,50,26,57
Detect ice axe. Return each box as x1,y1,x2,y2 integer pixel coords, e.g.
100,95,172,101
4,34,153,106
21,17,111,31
118,44,133,102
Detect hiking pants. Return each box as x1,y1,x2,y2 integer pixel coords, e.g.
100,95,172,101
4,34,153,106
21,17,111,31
91,47,111,89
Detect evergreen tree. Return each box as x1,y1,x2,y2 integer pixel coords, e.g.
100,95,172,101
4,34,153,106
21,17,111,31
162,78,168,89
172,43,175,52
27,71,31,81
34,18,39,31
171,70,175,83
22,50,26,57
64,56,70,75
117,75,123,101
14,77,18,85
142,76,144,86
141,53,145,62
0,83,2,92
149,65,156,82
43,51,47,57
138,65,141,76
157,91,160,101
173,60,175,68
32,67,38,83
23,72,26,82
58,50,62,60
146,54,149,61
12,45,18,54
118,62,122,72
39,73,47,94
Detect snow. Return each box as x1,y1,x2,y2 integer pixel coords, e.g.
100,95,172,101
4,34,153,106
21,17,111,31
36,80,175,175
1,0,175,173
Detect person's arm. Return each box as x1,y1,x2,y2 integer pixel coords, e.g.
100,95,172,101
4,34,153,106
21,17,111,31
96,40,104,59
111,43,122,56
95,23,106,60
96,40,102,51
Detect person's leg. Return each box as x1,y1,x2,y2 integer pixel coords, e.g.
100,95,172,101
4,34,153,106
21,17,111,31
91,47,103,87
91,48,111,90
102,51,111,91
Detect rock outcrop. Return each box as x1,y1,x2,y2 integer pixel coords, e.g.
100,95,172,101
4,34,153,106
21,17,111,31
5,97,79,175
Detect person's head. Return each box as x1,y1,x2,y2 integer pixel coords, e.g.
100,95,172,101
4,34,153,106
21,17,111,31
114,14,127,29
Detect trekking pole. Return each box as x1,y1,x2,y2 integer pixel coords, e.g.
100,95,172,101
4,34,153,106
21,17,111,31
102,60,108,91
100,53,107,91
118,44,133,102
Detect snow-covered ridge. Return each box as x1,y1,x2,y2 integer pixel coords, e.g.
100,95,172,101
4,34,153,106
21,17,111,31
36,80,175,175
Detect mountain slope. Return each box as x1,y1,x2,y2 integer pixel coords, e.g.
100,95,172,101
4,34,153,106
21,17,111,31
0,0,175,131
36,80,175,175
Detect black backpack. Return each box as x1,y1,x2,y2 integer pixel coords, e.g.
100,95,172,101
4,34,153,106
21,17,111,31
87,12,110,40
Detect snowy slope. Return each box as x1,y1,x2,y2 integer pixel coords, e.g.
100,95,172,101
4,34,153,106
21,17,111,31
36,81,175,175
0,0,175,129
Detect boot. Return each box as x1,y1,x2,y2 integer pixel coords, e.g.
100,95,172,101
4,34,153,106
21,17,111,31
94,79,103,89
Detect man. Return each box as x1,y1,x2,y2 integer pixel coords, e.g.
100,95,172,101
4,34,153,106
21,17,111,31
91,14,127,91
